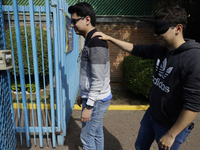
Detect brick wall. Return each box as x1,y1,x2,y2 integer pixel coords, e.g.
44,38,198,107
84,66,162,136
95,17,157,86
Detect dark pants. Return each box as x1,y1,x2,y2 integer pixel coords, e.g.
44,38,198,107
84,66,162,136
135,108,193,150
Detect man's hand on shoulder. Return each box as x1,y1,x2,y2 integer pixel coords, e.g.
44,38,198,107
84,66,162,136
92,32,110,41
92,31,133,53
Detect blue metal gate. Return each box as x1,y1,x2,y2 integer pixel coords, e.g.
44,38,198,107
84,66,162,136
0,0,17,149
2,0,79,148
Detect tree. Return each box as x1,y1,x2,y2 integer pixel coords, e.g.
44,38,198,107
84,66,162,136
179,0,200,42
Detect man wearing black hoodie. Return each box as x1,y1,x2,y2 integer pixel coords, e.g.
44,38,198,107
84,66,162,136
92,5,200,150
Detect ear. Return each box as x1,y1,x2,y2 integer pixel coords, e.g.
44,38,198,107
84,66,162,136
175,24,183,35
85,15,91,26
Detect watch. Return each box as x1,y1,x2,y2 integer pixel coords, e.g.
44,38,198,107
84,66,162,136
86,104,94,110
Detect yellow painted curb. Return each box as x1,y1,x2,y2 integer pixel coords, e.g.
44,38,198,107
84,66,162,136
13,103,56,110
13,103,149,110
73,104,149,110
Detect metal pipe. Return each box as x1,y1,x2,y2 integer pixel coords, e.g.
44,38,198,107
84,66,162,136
13,0,31,147
28,0,43,147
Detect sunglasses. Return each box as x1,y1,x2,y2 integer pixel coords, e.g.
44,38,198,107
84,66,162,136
71,17,85,25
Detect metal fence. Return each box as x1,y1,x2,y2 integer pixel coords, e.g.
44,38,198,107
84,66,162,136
2,0,79,148
3,0,184,16
0,0,17,149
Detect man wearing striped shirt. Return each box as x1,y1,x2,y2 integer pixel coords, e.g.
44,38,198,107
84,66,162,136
68,2,112,150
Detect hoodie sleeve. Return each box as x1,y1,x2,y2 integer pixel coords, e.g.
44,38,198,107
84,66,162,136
182,49,200,112
86,38,109,106
131,44,162,59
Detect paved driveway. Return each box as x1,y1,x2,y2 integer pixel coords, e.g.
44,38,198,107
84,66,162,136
16,109,200,150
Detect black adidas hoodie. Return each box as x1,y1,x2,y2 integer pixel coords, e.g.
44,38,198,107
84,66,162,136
131,39,200,129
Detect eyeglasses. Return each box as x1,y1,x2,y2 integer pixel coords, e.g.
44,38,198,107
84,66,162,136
71,17,85,25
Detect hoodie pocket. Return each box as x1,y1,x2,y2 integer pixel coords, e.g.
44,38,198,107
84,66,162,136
150,96,171,120
160,97,169,117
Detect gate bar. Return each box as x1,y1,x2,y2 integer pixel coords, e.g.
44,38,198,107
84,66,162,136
46,0,56,147
39,7,50,146
63,0,69,136
12,0,31,147
3,5,48,12
61,0,66,138
52,0,63,145
16,126,59,132
23,6,37,146
57,0,65,145
7,9,23,145
28,0,43,147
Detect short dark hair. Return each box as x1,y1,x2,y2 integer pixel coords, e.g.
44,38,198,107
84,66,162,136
155,5,187,32
68,2,96,26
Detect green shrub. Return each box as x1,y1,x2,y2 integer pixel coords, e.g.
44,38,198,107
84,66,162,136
25,84,36,93
122,55,153,98
11,82,36,93
5,26,53,84
11,82,21,91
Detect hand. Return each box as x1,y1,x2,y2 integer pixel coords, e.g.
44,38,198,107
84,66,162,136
91,32,110,41
81,108,92,122
158,132,175,150
77,96,82,107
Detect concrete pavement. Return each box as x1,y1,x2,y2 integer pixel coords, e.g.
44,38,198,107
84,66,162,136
16,108,200,150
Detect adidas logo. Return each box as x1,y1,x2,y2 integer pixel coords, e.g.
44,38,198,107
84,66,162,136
153,58,173,93
153,76,170,93
156,58,173,79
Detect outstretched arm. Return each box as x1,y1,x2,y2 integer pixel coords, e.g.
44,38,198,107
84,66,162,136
92,32,134,53
158,108,198,150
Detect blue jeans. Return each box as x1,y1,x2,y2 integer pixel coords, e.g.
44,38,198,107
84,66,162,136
135,108,193,150
80,98,110,150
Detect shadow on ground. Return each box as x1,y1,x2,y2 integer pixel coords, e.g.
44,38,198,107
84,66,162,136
16,114,122,150
64,116,123,150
